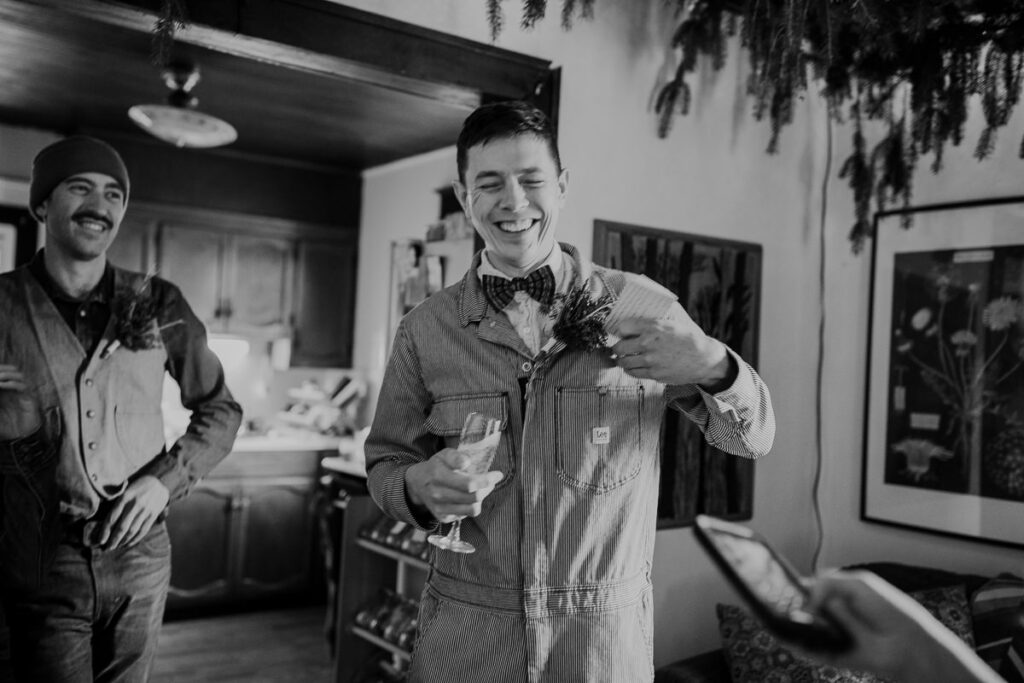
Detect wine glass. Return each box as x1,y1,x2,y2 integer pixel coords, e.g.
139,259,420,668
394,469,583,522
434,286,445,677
427,411,502,554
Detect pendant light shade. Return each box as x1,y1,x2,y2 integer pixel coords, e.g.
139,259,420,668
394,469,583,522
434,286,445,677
128,61,237,149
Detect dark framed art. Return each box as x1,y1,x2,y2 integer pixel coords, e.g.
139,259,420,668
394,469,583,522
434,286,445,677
593,220,763,529
863,197,1024,547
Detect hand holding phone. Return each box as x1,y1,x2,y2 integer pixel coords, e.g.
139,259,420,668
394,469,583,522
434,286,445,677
694,515,852,653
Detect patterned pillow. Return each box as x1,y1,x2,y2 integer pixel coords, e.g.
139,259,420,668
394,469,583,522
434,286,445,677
971,575,1024,672
913,584,975,647
717,584,975,683
716,603,817,683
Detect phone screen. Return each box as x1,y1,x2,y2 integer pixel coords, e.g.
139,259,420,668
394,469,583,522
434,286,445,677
706,526,809,615
695,516,851,651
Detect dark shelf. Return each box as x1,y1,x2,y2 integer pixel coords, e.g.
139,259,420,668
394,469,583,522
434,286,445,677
356,538,431,570
350,626,411,662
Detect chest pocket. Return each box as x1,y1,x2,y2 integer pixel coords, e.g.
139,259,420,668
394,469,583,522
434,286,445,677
423,393,513,489
556,385,644,493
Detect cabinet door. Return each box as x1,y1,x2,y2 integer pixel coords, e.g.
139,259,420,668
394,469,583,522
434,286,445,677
106,214,157,273
236,478,316,597
165,481,238,611
291,239,356,367
223,234,293,334
158,224,225,331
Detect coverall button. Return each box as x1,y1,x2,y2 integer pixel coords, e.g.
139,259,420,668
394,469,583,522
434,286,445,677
85,378,94,387
88,441,98,450
86,410,95,418
521,361,533,372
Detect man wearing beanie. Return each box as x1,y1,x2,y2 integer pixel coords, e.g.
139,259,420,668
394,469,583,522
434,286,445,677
0,135,242,682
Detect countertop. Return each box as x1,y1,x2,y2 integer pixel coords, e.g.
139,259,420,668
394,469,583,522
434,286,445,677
232,434,343,453
320,456,366,478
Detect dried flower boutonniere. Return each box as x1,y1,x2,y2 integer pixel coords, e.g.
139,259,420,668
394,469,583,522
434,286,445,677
100,276,183,359
549,285,615,352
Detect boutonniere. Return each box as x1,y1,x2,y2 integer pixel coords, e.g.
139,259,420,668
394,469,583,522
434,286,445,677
549,285,615,352
100,276,183,359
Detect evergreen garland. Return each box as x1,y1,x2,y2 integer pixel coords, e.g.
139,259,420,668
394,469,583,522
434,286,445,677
654,0,1024,252
152,0,187,66
488,0,596,40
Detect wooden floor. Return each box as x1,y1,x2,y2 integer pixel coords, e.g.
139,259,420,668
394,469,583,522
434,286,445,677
151,606,333,683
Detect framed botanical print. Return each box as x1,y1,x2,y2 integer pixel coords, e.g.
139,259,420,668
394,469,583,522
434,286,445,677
863,197,1024,547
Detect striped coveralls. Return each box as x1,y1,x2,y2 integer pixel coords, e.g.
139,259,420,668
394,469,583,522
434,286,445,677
366,244,775,683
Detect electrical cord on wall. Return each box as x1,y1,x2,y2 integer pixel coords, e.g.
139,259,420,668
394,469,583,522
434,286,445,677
811,108,834,573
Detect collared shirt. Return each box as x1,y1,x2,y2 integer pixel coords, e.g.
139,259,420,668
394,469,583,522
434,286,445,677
29,255,113,357
477,247,573,355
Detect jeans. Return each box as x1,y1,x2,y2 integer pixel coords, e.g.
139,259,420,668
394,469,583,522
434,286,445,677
2,521,172,683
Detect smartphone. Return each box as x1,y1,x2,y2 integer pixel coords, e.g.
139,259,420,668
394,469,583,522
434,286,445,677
694,515,851,652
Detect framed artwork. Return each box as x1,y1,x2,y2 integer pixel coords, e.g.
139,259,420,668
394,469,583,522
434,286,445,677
388,240,440,351
0,223,14,274
863,197,1024,547
387,237,478,352
593,220,763,529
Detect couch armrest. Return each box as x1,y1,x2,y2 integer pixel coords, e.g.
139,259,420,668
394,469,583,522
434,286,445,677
655,649,730,683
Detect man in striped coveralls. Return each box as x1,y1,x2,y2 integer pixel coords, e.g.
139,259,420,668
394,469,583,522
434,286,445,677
365,100,775,682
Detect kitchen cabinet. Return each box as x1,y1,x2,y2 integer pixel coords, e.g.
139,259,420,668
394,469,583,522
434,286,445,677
291,237,357,368
117,201,358,368
104,214,155,273
165,447,328,615
158,224,294,337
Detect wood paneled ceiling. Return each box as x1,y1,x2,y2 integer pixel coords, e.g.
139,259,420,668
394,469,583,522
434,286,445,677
0,0,555,171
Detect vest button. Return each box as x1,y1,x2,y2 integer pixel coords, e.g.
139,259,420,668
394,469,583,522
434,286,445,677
86,410,95,418
85,379,94,387
88,441,98,450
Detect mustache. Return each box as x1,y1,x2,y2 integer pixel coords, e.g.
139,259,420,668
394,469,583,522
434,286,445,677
71,211,112,229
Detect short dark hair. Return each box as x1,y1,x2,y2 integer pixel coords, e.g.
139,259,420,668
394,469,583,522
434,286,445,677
456,100,561,182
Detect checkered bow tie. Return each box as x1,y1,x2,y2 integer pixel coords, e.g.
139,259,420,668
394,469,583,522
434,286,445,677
481,266,556,310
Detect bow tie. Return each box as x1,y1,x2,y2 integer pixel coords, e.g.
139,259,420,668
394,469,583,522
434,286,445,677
481,266,556,310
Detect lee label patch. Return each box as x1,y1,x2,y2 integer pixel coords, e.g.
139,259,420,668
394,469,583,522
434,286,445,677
592,426,610,445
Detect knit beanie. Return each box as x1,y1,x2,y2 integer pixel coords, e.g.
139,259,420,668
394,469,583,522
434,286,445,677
29,136,130,220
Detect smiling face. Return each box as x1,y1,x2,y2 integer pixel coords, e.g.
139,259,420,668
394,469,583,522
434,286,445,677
454,133,568,276
37,172,127,263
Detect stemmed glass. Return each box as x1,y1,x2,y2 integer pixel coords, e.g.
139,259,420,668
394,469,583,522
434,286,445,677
427,411,502,554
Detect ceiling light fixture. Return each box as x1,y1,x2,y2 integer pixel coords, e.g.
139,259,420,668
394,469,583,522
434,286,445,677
128,60,237,149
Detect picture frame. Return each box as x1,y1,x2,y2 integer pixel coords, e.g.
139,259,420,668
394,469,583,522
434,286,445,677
593,220,762,529
0,223,15,274
863,197,1024,547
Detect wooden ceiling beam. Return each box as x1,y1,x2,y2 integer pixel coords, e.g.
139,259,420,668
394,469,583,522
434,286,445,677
13,0,551,109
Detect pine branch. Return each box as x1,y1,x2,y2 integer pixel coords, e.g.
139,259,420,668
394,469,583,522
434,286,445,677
152,0,188,66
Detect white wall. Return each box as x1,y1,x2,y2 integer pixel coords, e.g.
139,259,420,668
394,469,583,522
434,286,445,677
346,0,833,664
345,0,1024,667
